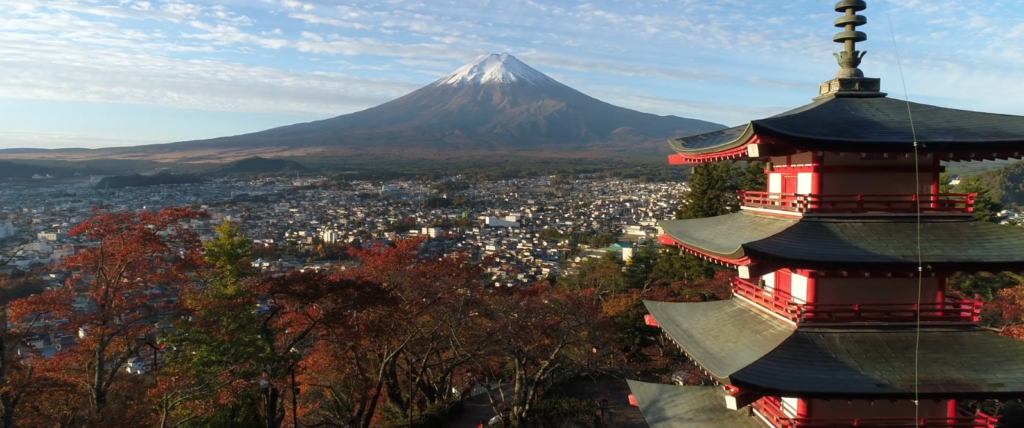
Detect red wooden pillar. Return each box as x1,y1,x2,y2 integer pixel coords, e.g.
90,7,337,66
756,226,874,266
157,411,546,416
947,398,958,426
804,273,817,304
810,154,822,210
936,276,946,319
796,398,811,426
931,154,941,209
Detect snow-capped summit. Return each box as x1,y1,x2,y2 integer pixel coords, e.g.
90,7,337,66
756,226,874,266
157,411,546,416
434,53,559,86
144,52,724,155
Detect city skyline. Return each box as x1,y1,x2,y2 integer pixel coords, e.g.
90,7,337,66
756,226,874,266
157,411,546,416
2,0,1024,149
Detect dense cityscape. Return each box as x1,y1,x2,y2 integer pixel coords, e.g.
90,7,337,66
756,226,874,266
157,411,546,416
0,176,684,286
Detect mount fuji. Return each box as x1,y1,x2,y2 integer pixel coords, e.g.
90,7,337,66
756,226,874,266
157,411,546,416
4,54,724,162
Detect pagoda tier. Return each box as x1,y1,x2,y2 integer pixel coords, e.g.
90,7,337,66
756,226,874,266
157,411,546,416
626,380,764,428
628,380,1000,428
668,96,1024,164
657,213,1024,273
642,299,1024,400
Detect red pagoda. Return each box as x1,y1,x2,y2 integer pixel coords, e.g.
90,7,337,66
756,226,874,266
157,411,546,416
627,1,1024,427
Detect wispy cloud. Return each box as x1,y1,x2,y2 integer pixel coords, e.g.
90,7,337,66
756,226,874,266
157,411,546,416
1,0,1024,148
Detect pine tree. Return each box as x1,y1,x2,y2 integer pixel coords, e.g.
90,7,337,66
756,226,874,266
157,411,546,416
957,176,1005,223
675,162,766,220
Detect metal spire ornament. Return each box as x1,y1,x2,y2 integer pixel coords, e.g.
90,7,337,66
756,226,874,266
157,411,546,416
815,0,886,99
833,0,868,78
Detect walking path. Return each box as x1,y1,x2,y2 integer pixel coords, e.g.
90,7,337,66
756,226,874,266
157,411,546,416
449,386,503,428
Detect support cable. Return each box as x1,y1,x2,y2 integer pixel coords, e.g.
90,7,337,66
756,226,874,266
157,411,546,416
881,1,924,426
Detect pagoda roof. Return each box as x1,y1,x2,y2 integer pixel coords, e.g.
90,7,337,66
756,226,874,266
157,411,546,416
671,96,1024,160
647,298,1024,399
625,380,764,428
643,300,792,377
659,212,1024,270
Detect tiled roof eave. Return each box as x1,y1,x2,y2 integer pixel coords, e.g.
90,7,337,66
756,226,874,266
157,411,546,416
644,299,794,379
657,233,749,264
669,123,756,155
729,327,1024,398
626,381,765,428
751,124,1024,152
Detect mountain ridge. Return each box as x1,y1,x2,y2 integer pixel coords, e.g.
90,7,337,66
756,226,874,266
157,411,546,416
0,53,725,163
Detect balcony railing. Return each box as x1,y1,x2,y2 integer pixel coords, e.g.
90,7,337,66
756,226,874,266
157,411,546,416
732,278,982,325
739,191,976,214
753,398,999,428
732,277,796,320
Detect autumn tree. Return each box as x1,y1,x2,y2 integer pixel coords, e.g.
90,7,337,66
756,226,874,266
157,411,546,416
252,271,389,428
163,220,389,428
603,270,732,379
298,238,485,428
467,284,609,428
13,207,207,425
0,290,60,428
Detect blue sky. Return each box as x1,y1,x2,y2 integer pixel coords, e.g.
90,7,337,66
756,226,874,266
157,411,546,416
3,0,1024,149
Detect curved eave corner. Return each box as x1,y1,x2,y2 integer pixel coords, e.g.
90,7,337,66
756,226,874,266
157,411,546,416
668,124,761,165
657,234,751,266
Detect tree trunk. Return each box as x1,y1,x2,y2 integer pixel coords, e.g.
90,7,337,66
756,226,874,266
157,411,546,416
0,335,16,428
383,360,409,417
359,379,386,428
92,342,107,413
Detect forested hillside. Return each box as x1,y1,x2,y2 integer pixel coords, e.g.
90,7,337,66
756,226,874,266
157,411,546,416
969,161,1024,206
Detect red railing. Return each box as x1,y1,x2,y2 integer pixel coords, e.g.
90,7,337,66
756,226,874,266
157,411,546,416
796,299,982,324
739,191,976,214
732,278,982,324
754,398,999,428
732,277,798,320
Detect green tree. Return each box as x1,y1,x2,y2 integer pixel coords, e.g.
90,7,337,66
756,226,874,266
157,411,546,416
161,222,266,427
203,221,252,287
624,244,659,290
938,172,952,194
559,256,626,293
957,176,1005,223
652,248,717,283
676,162,765,220
737,161,767,193
971,161,1024,206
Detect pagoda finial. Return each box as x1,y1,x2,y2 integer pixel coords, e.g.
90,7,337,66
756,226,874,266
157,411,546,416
815,0,885,99
832,0,868,78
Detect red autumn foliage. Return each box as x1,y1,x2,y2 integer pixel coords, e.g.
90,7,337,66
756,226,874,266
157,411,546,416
295,238,488,428
10,207,207,425
0,211,632,428
464,282,610,428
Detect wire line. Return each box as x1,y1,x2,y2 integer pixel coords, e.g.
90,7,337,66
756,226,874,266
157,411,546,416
882,1,924,426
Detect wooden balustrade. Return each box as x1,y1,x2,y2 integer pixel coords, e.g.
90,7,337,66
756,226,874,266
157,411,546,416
753,398,999,428
731,278,982,325
739,191,976,214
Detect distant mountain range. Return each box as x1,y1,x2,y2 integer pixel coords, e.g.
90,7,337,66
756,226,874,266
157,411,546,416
0,54,725,164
